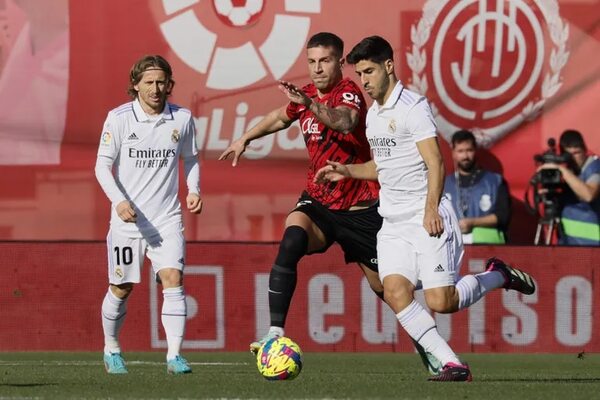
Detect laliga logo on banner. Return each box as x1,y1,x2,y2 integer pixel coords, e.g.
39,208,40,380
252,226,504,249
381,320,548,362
158,0,321,90
407,0,569,147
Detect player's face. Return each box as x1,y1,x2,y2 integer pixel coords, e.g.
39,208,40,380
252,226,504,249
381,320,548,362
452,141,476,172
306,45,343,92
354,59,392,104
134,68,171,115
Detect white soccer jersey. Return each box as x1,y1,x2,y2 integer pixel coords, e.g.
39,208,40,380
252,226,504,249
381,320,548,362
95,99,199,238
365,81,437,218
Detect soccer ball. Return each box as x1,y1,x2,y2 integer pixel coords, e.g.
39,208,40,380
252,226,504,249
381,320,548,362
256,336,303,380
213,0,264,27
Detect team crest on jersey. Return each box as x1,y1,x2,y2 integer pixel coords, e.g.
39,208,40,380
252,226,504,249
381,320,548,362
101,131,112,146
171,129,180,143
388,119,397,133
115,268,123,278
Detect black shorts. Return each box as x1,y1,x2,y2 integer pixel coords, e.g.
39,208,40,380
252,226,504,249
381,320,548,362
293,192,382,272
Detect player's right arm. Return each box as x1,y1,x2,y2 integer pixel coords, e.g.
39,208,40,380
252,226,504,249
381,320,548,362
218,106,292,166
279,80,359,134
94,113,137,222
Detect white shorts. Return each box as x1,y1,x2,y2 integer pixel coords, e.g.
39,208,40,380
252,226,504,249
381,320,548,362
106,229,185,285
377,197,464,290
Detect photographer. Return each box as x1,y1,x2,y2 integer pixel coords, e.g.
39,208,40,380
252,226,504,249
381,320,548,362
537,130,600,246
444,130,511,244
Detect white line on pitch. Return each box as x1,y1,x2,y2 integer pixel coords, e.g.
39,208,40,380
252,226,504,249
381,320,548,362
0,361,250,366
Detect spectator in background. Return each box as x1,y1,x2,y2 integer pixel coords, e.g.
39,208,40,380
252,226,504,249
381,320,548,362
444,130,511,244
538,130,600,245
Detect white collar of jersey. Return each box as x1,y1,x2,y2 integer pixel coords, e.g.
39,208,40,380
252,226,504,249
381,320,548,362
132,99,174,123
374,81,404,112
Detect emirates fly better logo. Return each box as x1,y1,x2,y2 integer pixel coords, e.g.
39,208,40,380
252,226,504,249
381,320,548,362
407,0,569,147
158,0,321,90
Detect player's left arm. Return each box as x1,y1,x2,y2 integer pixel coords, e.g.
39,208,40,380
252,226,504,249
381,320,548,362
279,80,358,134
411,99,444,237
417,137,445,237
181,116,203,214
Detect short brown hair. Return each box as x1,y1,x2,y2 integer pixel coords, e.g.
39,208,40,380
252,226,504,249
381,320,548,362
307,32,344,58
127,55,175,99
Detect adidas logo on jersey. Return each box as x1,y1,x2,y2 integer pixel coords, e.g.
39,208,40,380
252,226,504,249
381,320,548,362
178,257,185,265
434,264,445,272
127,132,139,140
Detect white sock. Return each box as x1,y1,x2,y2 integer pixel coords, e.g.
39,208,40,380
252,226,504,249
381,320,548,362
101,288,127,355
268,326,284,337
162,286,187,361
456,271,505,310
396,300,460,366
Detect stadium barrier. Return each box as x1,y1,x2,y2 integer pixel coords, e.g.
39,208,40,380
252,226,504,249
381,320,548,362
1,242,598,353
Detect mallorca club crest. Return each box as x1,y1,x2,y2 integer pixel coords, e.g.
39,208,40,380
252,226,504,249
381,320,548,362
406,0,570,147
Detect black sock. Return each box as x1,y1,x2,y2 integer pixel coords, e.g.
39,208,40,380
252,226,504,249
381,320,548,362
269,226,308,327
269,264,298,327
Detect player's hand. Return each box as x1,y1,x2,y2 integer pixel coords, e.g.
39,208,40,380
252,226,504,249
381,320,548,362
423,208,444,237
314,160,351,184
219,138,247,167
116,200,137,223
187,193,203,214
278,80,311,107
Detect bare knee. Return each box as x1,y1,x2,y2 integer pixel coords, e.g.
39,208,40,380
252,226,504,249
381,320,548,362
424,286,459,313
382,276,414,313
158,268,183,288
110,283,133,299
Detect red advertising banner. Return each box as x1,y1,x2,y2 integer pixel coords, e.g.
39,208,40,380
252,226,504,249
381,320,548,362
1,242,598,353
0,0,599,243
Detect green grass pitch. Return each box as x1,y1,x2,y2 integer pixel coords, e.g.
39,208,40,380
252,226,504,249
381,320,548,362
1,352,599,399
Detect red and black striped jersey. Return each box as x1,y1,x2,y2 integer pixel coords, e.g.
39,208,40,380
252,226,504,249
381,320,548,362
286,77,379,210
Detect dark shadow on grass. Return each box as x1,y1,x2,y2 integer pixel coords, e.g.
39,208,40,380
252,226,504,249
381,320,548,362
484,378,600,383
0,383,58,387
